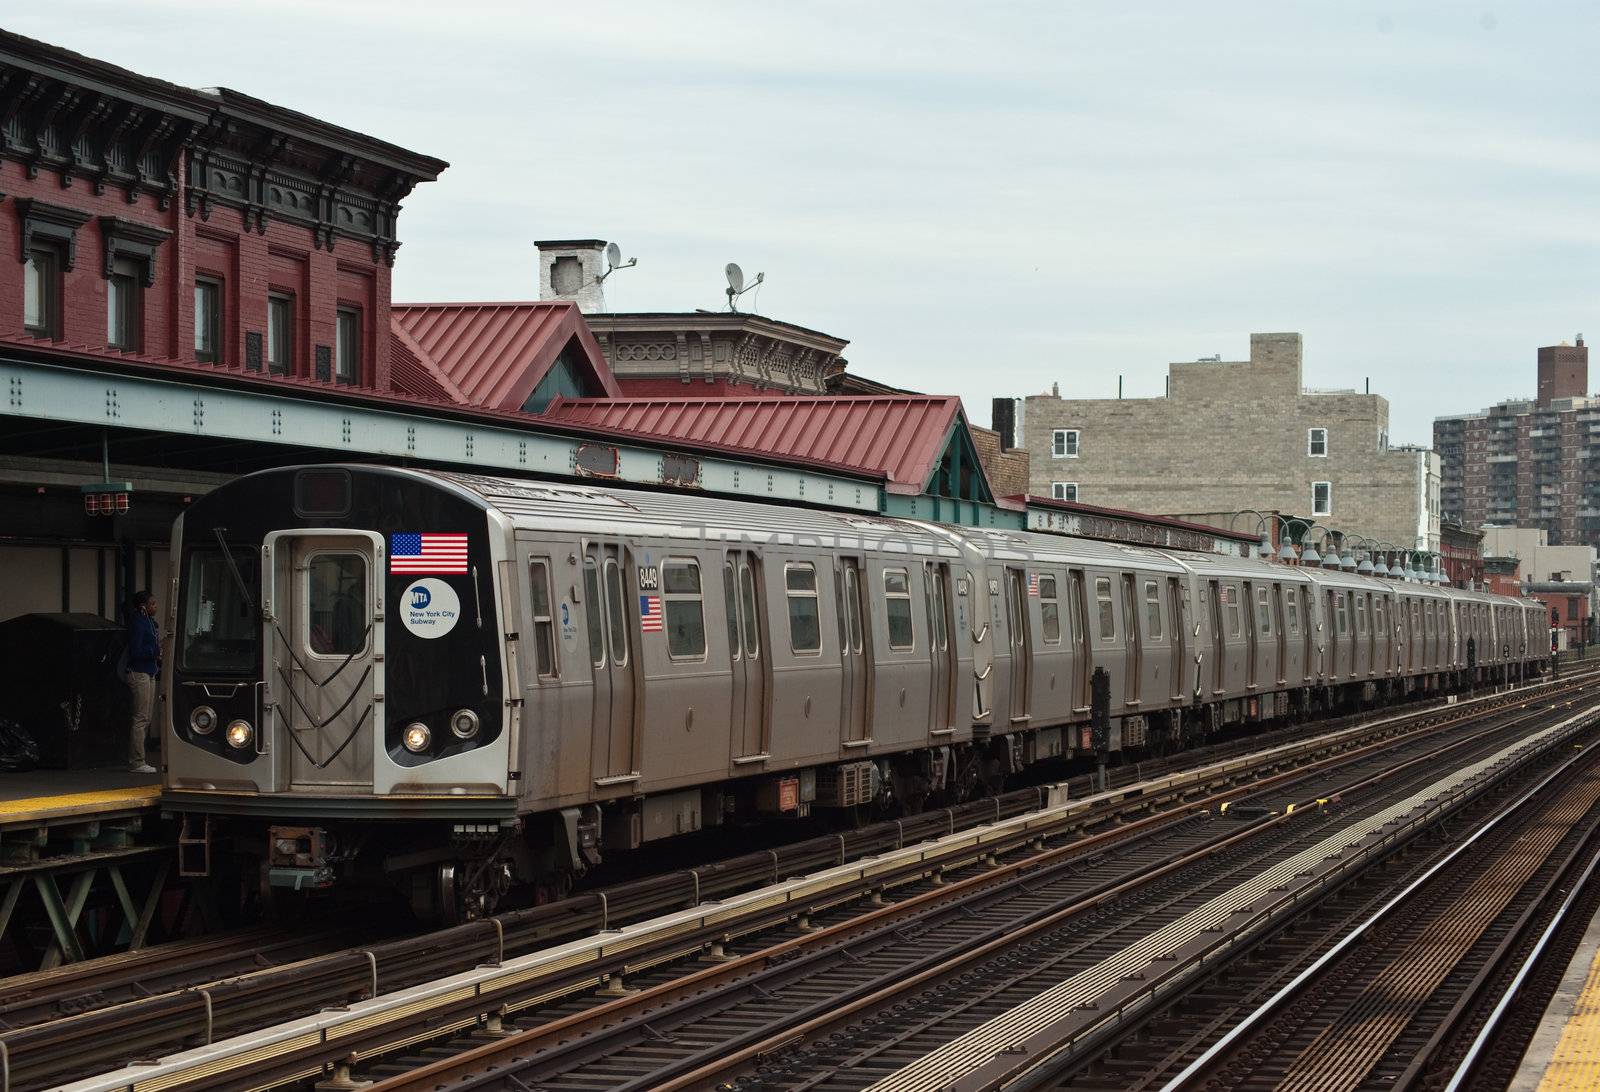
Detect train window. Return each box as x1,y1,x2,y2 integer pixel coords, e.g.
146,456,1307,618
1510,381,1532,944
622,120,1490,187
844,567,863,652
885,568,915,650
786,563,822,654
1254,586,1270,637
930,567,949,651
1335,593,1349,636
1145,581,1164,640
1374,597,1385,635
1039,574,1061,644
528,560,558,679
740,564,761,658
724,562,741,661
583,559,604,667
1095,577,1116,642
180,548,260,674
1224,584,1241,638
307,553,367,657
1285,587,1299,635
662,560,707,660
1355,595,1367,637
604,559,628,667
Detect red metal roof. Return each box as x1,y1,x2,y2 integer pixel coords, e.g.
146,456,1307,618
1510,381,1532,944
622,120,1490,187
388,327,465,403
540,395,965,494
391,301,619,411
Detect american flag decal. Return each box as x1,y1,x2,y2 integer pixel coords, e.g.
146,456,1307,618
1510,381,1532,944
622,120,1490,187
1028,573,1040,597
639,594,664,632
390,533,469,574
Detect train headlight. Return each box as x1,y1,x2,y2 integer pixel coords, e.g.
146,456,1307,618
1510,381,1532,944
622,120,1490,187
225,719,254,749
190,706,218,735
402,722,432,754
450,708,480,740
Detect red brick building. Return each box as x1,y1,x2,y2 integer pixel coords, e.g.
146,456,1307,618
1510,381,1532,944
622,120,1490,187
0,30,445,391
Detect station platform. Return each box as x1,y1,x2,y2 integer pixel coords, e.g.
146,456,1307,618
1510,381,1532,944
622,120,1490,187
0,767,159,831
1510,907,1600,1090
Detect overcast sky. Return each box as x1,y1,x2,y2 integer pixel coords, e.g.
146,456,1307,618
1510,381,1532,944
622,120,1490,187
13,2,1596,445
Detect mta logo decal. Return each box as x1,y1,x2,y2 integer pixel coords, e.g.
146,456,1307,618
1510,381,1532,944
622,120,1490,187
410,586,432,609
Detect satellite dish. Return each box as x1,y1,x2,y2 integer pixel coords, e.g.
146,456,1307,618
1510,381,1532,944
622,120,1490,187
725,263,745,294
594,241,637,283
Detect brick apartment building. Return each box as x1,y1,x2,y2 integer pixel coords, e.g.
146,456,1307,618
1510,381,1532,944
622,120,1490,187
0,30,444,618
1022,332,1441,551
1434,337,1596,547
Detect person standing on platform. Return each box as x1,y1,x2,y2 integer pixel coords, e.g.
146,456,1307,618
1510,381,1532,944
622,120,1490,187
126,590,160,775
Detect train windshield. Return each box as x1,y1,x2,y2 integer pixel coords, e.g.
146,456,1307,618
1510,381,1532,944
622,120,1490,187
179,547,260,674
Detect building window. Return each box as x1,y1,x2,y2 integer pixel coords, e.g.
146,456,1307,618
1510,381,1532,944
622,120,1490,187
662,559,706,660
1052,429,1080,458
884,569,914,650
1308,427,1328,456
107,257,142,350
336,307,360,384
268,293,295,375
1312,481,1332,516
785,562,822,654
1052,482,1078,502
23,246,60,338
194,277,222,363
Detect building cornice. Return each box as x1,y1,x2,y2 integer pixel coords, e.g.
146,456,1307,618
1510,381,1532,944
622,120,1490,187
0,31,446,264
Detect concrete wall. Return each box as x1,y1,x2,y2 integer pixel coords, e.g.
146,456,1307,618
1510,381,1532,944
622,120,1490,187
1024,332,1437,549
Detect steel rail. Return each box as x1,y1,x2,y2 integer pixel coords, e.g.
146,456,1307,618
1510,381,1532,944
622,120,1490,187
1438,838,1600,1092
1156,723,1600,1092
33,672,1596,1092
345,694,1587,1092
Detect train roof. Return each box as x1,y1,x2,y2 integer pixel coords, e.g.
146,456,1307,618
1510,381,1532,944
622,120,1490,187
425,468,963,557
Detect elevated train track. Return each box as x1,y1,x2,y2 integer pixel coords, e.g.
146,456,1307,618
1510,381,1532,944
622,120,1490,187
36,670,1600,1092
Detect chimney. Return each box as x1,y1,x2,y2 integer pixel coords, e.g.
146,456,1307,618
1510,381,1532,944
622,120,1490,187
991,397,1016,450
536,239,608,313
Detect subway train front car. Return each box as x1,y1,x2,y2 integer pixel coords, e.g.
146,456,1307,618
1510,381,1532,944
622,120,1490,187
163,466,516,920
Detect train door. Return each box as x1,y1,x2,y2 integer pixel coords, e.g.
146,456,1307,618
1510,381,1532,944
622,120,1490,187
1208,579,1225,693
585,544,639,785
1243,581,1259,689
1167,577,1185,701
927,562,955,732
1273,583,1287,685
838,557,872,744
266,531,382,791
1069,570,1091,711
1004,566,1030,717
1120,573,1142,705
726,551,767,760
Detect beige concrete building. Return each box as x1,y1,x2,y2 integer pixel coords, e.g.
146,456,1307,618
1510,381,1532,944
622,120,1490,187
1023,332,1441,551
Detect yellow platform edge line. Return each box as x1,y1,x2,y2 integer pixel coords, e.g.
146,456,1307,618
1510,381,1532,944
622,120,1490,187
1537,937,1600,1092
0,784,160,820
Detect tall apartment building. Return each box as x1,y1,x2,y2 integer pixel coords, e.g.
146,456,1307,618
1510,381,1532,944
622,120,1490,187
1434,337,1594,546
1023,332,1441,550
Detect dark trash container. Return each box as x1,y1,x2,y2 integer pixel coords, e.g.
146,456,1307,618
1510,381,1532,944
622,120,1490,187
0,613,131,769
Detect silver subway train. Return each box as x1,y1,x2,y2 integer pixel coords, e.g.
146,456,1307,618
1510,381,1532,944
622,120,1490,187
162,465,1548,918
